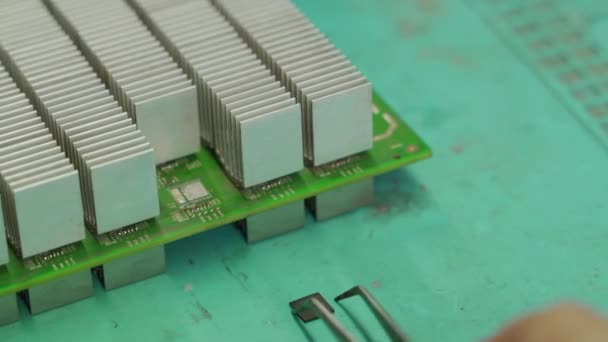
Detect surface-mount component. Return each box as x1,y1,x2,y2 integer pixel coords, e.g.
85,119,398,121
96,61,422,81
0,61,84,258
46,0,200,165
0,0,159,235
242,200,304,243
213,0,373,166
129,0,304,187
170,180,211,205
25,270,93,314
97,246,165,290
309,178,375,221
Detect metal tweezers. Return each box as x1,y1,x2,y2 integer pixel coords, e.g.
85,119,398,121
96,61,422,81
290,286,409,341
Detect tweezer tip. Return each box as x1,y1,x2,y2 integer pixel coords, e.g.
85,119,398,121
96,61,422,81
334,285,363,302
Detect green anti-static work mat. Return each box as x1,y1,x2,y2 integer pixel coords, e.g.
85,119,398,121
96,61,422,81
3,0,608,341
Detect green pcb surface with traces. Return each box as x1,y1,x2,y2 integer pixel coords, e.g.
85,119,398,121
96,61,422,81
0,93,430,296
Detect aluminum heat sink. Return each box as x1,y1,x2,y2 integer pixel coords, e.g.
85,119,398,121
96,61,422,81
213,0,373,166
129,0,304,187
0,0,159,235
0,62,84,258
0,198,6,265
45,0,200,165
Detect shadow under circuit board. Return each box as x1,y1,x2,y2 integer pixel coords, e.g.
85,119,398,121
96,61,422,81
0,93,430,296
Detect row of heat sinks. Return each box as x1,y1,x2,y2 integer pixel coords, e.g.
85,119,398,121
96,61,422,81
0,0,372,265
0,0,160,265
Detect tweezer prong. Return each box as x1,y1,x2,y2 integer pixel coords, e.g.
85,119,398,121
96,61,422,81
335,286,408,342
291,293,358,341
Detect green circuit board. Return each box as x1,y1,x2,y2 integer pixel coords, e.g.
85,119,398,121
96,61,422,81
0,93,431,296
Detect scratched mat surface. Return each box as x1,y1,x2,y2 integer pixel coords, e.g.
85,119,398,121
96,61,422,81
3,0,608,341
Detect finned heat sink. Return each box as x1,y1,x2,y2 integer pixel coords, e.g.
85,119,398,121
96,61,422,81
128,0,304,187
45,0,201,165
0,61,84,258
213,0,373,166
0,0,159,235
